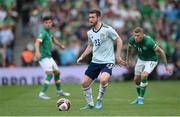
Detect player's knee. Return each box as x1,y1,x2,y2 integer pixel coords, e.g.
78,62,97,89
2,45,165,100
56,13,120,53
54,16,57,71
141,72,149,79
134,75,141,81
82,82,90,88
81,79,90,88
100,79,108,86
54,70,60,75
46,71,54,74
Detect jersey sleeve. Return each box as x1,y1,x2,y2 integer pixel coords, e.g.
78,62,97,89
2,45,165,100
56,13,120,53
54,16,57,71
108,27,120,40
128,36,134,46
37,31,44,42
146,36,156,49
87,31,93,45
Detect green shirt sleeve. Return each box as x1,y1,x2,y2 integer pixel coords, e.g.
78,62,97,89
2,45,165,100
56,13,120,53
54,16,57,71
146,36,156,49
128,36,134,45
38,31,45,42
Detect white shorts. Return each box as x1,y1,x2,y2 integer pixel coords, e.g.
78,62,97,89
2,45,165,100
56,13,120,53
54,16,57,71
39,57,59,72
135,59,158,75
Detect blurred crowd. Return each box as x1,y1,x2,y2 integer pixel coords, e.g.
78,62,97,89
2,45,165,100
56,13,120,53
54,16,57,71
0,0,179,79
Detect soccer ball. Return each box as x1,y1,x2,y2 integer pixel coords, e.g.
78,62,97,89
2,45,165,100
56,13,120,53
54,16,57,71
56,98,71,111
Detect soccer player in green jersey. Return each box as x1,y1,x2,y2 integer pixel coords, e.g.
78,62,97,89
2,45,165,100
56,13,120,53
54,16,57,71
35,16,70,100
126,27,172,104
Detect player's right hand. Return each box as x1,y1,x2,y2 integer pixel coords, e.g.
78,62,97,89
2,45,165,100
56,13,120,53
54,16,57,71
77,57,83,64
60,44,65,50
35,51,41,60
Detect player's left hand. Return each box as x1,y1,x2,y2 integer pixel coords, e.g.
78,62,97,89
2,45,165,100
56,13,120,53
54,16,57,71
116,56,126,66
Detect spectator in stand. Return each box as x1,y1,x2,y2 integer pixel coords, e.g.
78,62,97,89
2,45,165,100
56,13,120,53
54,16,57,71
0,24,14,66
0,45,6,67
172,39,180,79
60,35,81,66
21,47,33,67
0,0,179,81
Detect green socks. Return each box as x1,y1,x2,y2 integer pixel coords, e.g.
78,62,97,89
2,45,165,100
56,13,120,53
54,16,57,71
135,81,141,96
140,79,148,97
41,73,61,93
54,73,61,91
41,74,53,92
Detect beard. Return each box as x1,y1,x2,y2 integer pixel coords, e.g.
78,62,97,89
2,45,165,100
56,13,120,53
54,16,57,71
90,21,98,27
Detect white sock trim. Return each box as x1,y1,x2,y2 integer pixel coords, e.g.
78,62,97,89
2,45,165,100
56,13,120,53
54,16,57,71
83,86,90,91
44,80,50,84
140,82,148,87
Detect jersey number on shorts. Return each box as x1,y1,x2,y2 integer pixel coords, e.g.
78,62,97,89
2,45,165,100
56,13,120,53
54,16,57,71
150,62,156,68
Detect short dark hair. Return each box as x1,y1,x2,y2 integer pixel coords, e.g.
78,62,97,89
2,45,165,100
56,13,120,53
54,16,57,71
133,27,143,33
42,16,52,22
89,9,101,17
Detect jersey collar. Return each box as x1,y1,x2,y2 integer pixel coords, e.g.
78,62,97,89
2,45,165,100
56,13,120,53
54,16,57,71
43,27,50,33
92,23,103,33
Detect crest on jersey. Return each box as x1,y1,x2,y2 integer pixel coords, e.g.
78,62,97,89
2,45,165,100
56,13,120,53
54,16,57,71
100,33,105,40
143,46,147,50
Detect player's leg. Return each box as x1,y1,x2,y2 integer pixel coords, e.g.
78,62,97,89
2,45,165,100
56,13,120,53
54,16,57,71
95,63,113,109
80,75,94,110
138,71,149,104
134,75,141,97
51,58,70,96
131,75,141,104
95,72,110,109
80,63,100,110
131,59,143,104
138,61,158,104
54,70,70,97
38,58,54,99
39,71,54,99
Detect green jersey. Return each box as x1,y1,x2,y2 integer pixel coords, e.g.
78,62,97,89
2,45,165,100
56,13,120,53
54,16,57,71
128,35,158,61
38,27,53,60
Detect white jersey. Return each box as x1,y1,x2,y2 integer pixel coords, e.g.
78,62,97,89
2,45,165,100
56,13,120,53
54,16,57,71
87,23,120,64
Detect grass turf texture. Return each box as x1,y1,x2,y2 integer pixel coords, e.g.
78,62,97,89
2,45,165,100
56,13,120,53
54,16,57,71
0,81,180,116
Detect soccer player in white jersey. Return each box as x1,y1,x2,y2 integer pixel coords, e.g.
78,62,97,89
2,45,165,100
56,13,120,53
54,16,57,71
77,10,125,110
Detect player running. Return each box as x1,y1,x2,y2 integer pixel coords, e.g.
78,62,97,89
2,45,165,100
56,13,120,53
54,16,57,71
35,16,70,100
77,10,125,110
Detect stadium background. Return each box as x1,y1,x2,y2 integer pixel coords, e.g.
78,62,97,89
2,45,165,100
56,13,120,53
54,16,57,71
0,0,180,116
0,0,179,81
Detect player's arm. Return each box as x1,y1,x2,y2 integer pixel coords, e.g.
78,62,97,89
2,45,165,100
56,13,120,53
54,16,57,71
34,38,41,59
115,37,122,59
126,43,132,67
108,27,125,65
115,37,125,65
154,45,172,72
77,43,93,64
53,38,65,49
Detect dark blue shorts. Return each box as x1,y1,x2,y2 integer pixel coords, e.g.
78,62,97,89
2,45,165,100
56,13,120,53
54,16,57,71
85,62,114,80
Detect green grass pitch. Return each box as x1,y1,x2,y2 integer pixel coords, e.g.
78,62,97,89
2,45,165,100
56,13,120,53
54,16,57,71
0,81,180,116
